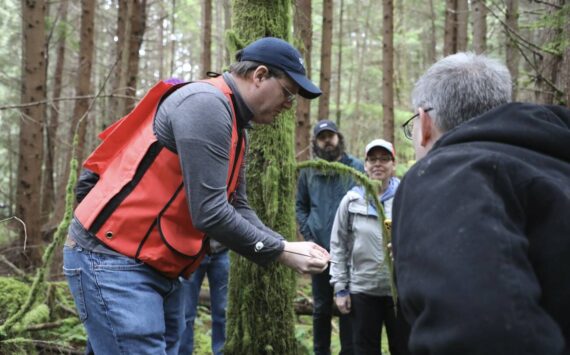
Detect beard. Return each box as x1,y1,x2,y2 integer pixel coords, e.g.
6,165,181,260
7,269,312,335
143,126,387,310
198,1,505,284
312,134,345,161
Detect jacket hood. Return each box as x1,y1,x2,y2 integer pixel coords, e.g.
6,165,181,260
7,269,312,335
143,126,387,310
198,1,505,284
351,177,400,213
433,103,570,163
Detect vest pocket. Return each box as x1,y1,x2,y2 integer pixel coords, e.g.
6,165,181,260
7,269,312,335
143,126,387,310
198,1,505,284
133,183,207,278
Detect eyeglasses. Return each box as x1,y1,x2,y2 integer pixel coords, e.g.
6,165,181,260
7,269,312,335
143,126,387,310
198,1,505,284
402,107,433,139
366,155,393,164
275,78,296,103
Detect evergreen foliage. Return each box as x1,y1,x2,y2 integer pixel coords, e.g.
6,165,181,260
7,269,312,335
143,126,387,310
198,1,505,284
224,1,301,354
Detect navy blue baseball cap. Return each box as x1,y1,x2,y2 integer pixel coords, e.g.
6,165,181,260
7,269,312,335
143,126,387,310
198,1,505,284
313,120,339,136
239,37,322,99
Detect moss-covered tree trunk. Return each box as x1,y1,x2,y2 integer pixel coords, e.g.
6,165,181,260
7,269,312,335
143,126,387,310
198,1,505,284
224,1,299,354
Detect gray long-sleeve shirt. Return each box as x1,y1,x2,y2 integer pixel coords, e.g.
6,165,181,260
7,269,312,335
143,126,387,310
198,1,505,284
71,73,284,266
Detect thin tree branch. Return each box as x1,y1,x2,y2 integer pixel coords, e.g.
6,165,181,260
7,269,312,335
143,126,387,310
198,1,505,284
0,217,27,251
0,254,27,278
0,94,136,111
531,0,563,9
485,0,558,56
25,320,69,332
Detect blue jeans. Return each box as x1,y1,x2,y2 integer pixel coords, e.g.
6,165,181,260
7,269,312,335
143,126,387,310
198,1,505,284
63,245,185,355
179,250,229,355
312,267,354,355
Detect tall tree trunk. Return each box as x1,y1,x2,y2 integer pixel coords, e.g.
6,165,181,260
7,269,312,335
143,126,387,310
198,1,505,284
317,0,333,120
17,0,48,268
71,0,96,167
472,0,487,54
223,0,232,65
505,0,519,100
294,0,312,162
444,0,457,56
427,0,437,64
201,0,212,78
158,2,166,79
353,5,371,123
563,7,570,108
335,0,344,127
215,0,224,71
112,0,129,119
170,0,177,77
44,0,69,226
456,0,468,52
382,0,394,143
534,0,564,105
225,1,298,353
125,0,147,112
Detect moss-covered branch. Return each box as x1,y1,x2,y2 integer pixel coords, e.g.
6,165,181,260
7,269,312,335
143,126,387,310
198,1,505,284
296,160,398,305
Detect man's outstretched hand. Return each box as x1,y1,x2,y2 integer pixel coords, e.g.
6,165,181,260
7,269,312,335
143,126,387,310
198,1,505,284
277,241,330,274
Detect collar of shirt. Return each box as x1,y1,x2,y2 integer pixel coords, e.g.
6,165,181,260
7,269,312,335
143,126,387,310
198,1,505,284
223,72,253,129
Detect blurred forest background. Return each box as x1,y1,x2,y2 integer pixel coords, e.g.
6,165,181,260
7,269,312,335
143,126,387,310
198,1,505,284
0,0,568,353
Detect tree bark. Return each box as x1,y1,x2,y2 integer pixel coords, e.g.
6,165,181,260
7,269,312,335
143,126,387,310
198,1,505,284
17,0,48,268
125,0,147,112
335,0,344,127
170,0,177,77
353,4,371,123
427,0,437,64
472,0,487,54
444,0,457,56
563,7,570,108
534,0,564,105
201,0,212,78
456,0,469,52
215,0,224,71
505,0,519,100
44,0,69,226
225,1,298,353
112,0,129,119
223,0,232,65
294,0,312,162
71,0,96,167
382,0,394,143
158,2,166,79
317,0,333,120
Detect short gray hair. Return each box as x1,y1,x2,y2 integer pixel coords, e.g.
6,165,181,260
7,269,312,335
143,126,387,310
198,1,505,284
411,52,512,132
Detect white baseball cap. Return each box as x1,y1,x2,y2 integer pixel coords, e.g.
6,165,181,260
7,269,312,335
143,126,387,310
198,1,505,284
365,139,396,159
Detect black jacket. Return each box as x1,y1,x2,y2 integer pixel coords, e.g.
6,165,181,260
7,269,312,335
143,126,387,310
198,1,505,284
393,103,570,354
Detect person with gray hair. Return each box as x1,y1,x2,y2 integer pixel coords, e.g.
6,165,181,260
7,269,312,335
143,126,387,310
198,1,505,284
392,52,570,354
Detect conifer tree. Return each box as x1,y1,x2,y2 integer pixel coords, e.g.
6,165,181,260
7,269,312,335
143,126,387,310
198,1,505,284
224,1,300,353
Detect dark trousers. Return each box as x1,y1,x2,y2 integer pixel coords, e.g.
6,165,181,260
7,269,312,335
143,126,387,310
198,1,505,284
312,269,354,355
350,293,410,355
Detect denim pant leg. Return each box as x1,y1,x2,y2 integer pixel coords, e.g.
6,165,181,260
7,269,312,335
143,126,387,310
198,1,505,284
207,251,229,355
312,270,333,355
63,245,184,355
180,255,209,354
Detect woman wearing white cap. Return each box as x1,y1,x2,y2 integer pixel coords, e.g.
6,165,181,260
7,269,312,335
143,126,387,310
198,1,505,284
329,139,410,354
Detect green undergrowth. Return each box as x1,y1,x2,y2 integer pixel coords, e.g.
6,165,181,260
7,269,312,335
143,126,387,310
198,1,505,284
0,276,86,354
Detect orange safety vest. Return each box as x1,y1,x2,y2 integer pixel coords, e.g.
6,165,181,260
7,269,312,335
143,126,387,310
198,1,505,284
74,77,245,279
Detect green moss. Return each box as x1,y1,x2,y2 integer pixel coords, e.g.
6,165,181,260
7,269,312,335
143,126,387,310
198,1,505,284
225,1,300,354
1,136,80,348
